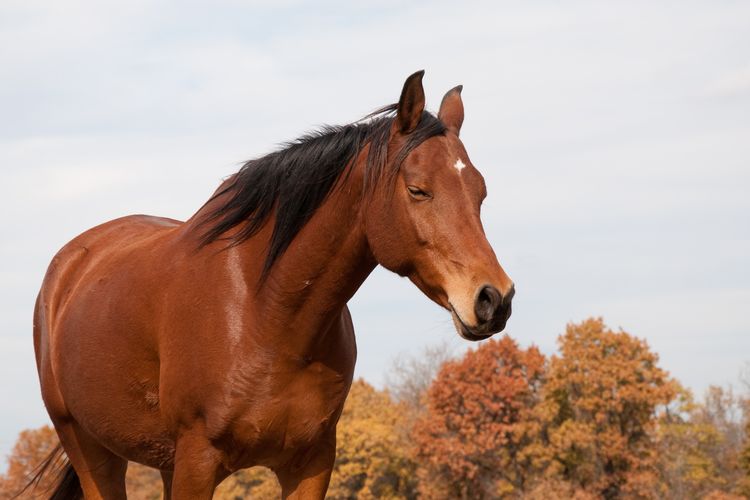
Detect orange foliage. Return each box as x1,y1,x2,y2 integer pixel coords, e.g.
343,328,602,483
413,335,546,499
0,425,59,499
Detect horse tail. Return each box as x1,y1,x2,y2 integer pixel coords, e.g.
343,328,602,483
13,444,82,500
49,461,82,500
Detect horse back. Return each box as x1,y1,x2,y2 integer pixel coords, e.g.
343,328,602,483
37,214,181,330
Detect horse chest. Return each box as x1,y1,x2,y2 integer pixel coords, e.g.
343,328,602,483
222,360,352,468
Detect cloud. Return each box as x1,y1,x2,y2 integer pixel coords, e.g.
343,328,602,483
707,66,750,97
1,0,749,466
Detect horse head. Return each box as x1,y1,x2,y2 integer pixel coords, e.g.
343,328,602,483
364,71,515,340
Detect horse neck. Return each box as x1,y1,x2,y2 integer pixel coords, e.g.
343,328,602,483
260,163,376,327
194,154,377,353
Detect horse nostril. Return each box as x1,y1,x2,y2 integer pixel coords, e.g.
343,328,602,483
475,285,502,323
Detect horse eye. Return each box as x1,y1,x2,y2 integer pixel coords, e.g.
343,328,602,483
407,185,431,200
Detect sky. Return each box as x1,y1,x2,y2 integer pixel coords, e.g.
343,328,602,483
1,0,749,467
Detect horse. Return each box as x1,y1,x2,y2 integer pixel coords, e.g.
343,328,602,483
30,70,514,499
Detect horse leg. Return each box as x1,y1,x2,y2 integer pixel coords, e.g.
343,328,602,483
170,428,224,499
276,435,336,500
53,419,128,499
160,470,173,499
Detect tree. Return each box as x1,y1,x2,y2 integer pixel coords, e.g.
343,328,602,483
539,317,679,499
654,388,728,498
125,462,163,500
694,385,748,489
413,336,546,499
385,341,455,414
327,379,416,499
739,418,750,496
656,385,749,499
0,425,60,499
215,467,280,499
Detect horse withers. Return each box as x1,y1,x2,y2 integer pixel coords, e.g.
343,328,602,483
32,70,514,499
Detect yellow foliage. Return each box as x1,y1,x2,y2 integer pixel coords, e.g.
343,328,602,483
125,462,162,499
327,379,416,499
0,426,59,499
214,467,280,499
539,318,680,498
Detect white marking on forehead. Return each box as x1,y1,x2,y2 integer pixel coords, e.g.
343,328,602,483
454,158,466,172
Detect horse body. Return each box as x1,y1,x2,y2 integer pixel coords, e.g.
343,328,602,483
36,168,370,497
32,71,515,499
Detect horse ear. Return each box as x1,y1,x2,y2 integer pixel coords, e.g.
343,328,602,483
396,70,426,134
438,85,464,135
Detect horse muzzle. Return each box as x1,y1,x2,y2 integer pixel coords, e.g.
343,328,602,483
451,284,514,341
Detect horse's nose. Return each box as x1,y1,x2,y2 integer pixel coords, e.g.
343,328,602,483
474,284,514,329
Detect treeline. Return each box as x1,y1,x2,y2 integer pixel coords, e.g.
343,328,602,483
2,318,749,499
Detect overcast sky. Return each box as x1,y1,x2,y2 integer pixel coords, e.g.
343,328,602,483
1,0,749,466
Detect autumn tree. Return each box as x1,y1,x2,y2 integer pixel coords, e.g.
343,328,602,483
656,385,749,499
739,419,750,496
0,425,60,499
694,385,748,488
215,466,280,499
413,336,546,499
539,317,679,499
654,388,726,498
327,379,416,499
125,462,163,499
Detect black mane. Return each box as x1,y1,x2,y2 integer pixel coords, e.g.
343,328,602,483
199,104,446,277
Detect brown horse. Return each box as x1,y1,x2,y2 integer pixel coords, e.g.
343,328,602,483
31,71,514,499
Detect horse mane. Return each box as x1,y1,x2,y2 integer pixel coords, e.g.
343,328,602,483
198,103,447,277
